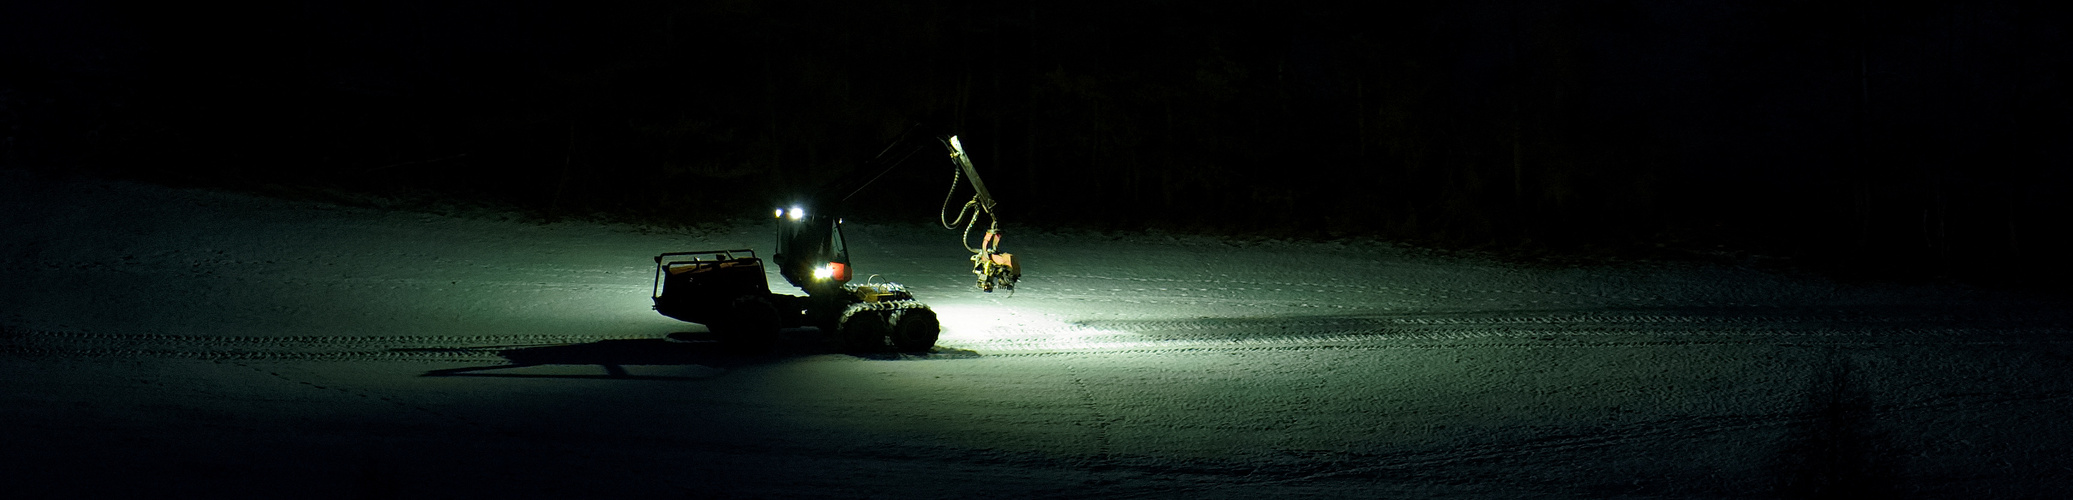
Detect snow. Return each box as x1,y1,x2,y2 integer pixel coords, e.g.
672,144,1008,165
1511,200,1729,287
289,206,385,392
4,168,2071,498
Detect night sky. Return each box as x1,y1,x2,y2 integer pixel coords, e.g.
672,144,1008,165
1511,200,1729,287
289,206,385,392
5,0,2069,284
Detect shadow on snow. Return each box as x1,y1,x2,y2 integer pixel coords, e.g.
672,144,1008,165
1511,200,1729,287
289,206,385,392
404,329,979,380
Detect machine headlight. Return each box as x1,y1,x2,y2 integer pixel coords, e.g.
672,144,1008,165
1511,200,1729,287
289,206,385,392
787,207,805,220
810,262,851,281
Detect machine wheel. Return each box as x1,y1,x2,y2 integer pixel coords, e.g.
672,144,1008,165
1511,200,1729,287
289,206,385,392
888,305,939,353
838,303,892,352
717,295,781,352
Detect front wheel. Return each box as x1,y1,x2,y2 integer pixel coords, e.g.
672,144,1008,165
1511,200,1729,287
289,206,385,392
838,304,892,352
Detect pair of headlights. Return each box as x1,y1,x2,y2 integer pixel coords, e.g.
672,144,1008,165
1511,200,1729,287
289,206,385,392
811,262,850,281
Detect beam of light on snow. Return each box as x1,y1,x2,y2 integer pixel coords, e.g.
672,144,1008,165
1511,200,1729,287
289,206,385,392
924,303,1150,353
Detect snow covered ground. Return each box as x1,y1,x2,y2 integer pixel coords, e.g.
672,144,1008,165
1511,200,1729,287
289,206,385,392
4,169,2071,498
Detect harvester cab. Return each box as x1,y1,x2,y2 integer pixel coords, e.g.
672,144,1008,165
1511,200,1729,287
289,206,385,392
771,206,851,294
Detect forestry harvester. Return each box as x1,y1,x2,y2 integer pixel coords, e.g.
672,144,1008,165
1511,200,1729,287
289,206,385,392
649,135,1019,353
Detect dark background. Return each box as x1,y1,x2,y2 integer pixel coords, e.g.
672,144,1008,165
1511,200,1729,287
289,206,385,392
4,0,2068,286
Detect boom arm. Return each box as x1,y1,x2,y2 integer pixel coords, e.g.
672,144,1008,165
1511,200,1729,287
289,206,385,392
937,135,1019,292
944,136,997,214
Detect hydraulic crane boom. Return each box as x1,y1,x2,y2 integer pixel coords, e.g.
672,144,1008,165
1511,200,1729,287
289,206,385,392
938,135,1020,292
945,136,996,214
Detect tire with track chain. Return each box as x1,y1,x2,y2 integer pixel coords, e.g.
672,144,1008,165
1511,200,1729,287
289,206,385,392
838,302,893,352
888,303,939,353
717,295,780,353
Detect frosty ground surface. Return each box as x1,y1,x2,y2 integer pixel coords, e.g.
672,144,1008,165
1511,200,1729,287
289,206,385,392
4,170,2070,498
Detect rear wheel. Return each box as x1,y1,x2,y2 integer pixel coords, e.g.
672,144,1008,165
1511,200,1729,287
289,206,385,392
717,295,780,353
838,303,892,352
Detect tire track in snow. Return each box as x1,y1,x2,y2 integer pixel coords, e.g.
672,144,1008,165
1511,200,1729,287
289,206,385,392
4,258,645,293
1044,312,1936,333
966,338,2073,360
0,345,511,362
1045,272,1729,303
939,311,2070,355
1064,363,1118,474
0,325,636,362
3,327,639,346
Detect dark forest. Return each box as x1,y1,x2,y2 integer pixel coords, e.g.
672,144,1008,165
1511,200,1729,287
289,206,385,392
4,0,2068,285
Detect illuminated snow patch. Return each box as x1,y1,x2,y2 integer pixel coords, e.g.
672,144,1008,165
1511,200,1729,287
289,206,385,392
926,303,1142,352
921,303,1350,353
